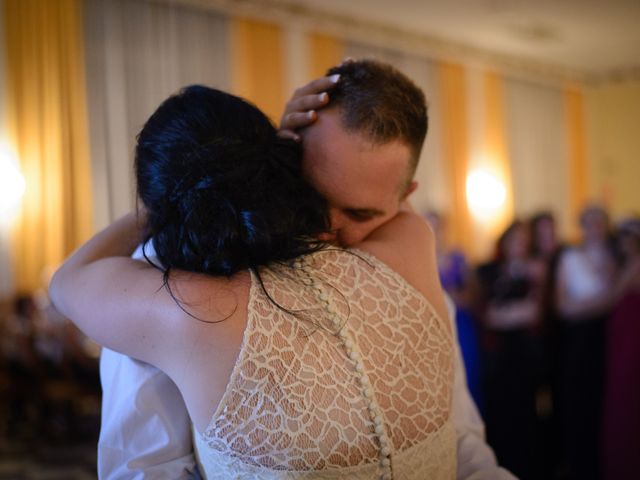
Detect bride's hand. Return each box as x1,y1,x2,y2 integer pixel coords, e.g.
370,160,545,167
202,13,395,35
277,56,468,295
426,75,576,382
278,74,340,141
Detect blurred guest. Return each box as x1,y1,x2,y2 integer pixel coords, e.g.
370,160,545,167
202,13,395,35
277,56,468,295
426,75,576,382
425,210,482,409
529,210,563,364
554,204,617,480
529,211,564,477
530,211,560,262
476,221,546,479
0,295,43,437
603,217,640,480
38,295,101,440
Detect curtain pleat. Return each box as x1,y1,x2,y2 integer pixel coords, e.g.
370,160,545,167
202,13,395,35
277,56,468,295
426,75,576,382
84,0,230,229
231,17,285,123
307,33,344,80
565,87,588,236
482,71,514,237
505,78,570,236
4,0,93,292
438,62,474,256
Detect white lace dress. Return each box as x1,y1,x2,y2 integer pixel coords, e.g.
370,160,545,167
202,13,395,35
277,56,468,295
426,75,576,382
193,249,456,479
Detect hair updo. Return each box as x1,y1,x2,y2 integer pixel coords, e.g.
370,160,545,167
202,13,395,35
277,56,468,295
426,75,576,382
135,85,329,277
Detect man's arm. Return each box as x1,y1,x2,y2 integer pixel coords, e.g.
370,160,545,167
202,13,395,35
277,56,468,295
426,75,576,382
98,243,201,479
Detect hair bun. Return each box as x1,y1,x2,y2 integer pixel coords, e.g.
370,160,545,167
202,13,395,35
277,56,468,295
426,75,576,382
136,86,329,277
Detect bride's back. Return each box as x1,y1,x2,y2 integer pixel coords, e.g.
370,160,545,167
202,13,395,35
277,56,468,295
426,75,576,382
187,248,455,479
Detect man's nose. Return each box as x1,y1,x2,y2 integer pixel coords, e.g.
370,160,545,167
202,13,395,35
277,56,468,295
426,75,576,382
328,208,346,232
317,231,336,242
317,209,345,244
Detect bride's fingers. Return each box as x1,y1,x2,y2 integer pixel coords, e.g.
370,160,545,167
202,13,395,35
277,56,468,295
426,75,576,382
280,110,318,133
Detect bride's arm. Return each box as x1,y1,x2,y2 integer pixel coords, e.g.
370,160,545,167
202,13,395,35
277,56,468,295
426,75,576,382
49,213,184,368
54,212,144,274
50,212,144,310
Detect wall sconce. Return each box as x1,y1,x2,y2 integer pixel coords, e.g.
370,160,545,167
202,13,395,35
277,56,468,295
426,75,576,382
0,144,25,222
466,168,506,221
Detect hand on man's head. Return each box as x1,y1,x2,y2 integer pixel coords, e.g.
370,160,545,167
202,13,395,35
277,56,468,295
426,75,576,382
278,74,340,141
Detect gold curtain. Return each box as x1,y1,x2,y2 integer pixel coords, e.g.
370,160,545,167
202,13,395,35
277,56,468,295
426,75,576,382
307,32,344,81
483,71,514,236
3,0,93,292
231,17,285,124
565,87,588,237
437,62,474,256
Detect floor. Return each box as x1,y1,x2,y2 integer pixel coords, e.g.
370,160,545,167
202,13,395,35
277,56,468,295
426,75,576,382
0,371,101,479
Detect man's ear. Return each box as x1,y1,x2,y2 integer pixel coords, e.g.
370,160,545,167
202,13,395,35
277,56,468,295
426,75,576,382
401,181,418,200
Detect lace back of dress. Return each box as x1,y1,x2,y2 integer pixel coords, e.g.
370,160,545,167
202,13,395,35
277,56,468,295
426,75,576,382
199,249,455,476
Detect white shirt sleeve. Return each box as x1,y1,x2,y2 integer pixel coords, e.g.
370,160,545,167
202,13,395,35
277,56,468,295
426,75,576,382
97,243,201,479
445,295,518,480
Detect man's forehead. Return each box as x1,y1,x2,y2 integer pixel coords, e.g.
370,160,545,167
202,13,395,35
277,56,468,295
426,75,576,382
303,112,410,188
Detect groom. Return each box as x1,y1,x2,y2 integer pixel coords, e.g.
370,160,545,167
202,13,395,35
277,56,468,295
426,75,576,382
99,59,514,479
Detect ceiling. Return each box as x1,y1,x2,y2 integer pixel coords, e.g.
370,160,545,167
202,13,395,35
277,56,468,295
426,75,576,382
274,0,640,76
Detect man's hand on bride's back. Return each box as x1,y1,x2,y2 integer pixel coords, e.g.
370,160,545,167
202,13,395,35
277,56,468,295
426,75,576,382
278,74,340,141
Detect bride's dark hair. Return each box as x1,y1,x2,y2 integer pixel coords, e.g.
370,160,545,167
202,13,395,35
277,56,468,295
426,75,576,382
135,85,329,278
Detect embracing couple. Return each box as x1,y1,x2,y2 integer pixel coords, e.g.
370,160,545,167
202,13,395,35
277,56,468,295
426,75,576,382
50,60,515,479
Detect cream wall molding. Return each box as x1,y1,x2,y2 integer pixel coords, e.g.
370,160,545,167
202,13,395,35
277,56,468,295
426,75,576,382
151,0,639,87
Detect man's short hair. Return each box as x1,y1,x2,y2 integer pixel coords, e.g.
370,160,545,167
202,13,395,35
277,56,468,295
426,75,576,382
326,59,428,180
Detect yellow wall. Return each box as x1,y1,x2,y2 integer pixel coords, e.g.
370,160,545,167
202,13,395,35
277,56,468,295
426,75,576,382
585,80,640,218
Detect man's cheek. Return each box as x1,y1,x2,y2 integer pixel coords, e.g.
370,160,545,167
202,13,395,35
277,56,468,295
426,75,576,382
338,226,373,247
336,229,362,248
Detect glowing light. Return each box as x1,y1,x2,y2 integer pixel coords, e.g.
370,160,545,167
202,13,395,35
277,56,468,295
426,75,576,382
466,169,506,220
0,145,25,219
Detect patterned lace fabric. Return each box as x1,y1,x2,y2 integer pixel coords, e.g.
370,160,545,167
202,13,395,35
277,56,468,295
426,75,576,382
194,248,456,479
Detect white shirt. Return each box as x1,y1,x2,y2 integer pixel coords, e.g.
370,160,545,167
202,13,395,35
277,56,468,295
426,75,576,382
98,248,515,479
444,295,516,479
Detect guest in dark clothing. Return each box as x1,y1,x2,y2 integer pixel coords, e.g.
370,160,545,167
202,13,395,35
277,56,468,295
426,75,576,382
554,205,617,480
476,221,545,480
530,212,560,263
529,211,564,477
603,217,640,480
